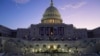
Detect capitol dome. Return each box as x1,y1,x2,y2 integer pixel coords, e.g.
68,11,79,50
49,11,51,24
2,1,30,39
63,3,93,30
41,0,62,24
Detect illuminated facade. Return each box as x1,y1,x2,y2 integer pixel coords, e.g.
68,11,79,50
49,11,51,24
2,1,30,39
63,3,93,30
0,0,100,56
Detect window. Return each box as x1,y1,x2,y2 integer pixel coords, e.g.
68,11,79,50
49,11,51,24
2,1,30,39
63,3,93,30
50,27,54,35
39,27,45,36
45,27,49,35
57,45,61,48
64,44,67,47
30,45,33,48
43,45,46,48
41,34,44,36
0,33,2,36
58,27,64,36
49,19,55,23
36,44,39,47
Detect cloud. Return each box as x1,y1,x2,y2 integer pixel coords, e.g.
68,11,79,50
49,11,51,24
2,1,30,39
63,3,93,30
12,0,31,4
61,2,87,10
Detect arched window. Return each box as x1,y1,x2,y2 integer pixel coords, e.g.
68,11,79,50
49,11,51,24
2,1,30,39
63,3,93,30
43,45,46,48
36,44,39,47
30,45,33,48
64,44,67,47
57,45,61,48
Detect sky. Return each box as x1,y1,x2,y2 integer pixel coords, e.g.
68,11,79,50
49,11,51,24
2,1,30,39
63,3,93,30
0,0,100,30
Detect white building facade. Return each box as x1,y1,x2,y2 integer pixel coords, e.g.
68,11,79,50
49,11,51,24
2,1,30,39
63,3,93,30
0,0,100,56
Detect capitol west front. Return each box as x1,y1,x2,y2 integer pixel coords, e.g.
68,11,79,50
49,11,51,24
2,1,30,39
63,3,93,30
0,0,100,56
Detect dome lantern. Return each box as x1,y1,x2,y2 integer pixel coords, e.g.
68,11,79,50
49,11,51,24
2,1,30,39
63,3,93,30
51,0,53,6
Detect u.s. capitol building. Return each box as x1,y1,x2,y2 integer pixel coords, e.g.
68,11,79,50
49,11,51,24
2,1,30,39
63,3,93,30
0,0,100,56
